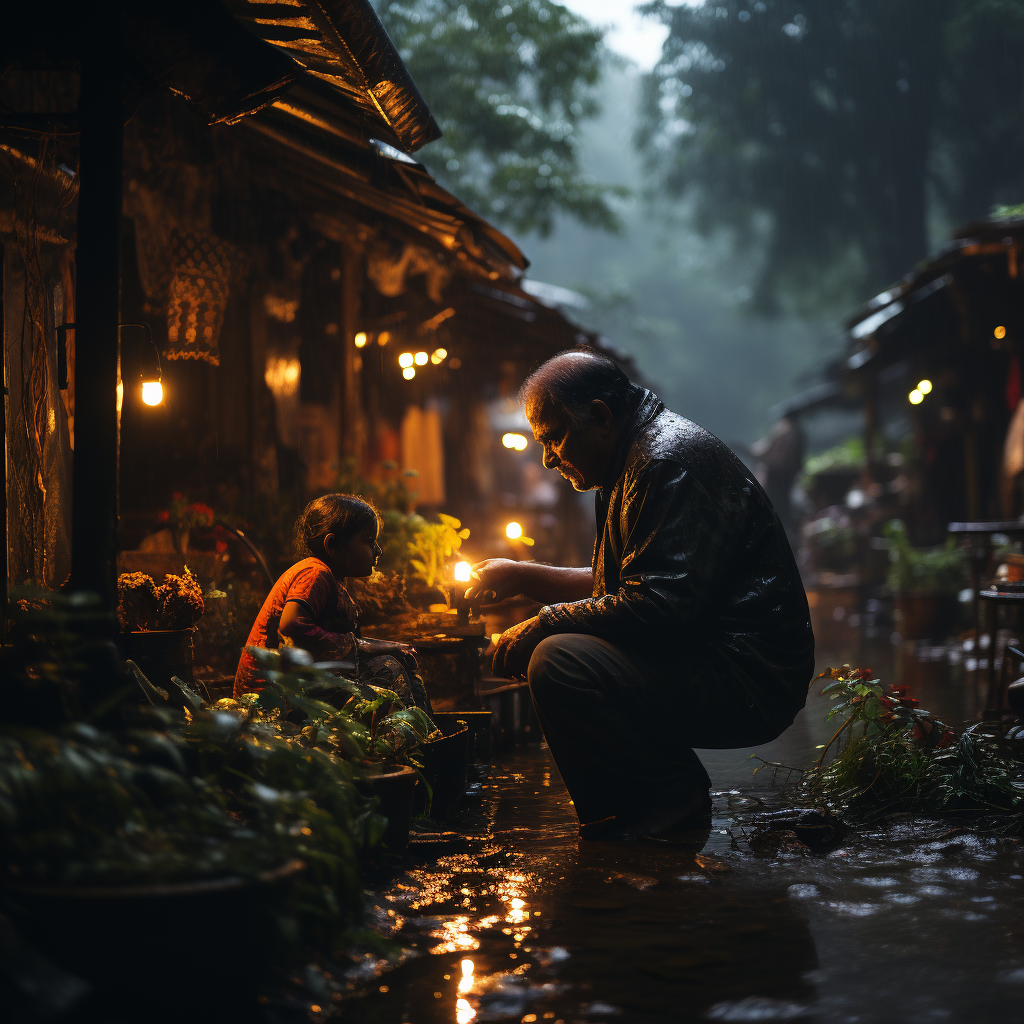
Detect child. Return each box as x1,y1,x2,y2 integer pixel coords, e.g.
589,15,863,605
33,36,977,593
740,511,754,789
234,494,431,712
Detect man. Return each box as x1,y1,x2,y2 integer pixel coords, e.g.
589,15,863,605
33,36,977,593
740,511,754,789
470,351,814,840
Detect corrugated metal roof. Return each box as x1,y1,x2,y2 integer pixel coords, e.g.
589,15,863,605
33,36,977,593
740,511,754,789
224,0,440,151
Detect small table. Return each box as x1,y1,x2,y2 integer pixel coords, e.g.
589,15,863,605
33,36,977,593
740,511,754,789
978,588,1024,717
948,519,1024,636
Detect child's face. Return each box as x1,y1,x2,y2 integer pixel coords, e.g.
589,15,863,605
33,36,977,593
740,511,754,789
326,523,381,578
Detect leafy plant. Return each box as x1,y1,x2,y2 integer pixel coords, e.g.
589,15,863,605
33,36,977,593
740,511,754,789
782,666,1022,818
799,437,865,490
884,519,967,594
407,513,470,593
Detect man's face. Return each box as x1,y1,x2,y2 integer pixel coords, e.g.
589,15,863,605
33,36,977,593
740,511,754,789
527,401,608,492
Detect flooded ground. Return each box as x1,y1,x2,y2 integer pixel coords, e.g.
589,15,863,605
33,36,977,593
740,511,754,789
299,645,1024,1024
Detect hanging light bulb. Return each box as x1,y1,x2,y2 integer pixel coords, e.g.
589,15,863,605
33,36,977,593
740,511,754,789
403,366,416,380
142,380,164,406
399,352,414,368
415,351,428,365
354,332,367,348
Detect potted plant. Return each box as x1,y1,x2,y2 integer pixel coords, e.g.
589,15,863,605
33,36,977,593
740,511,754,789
242,647,438,850
117,568,205,688
0,593,379,1012
884,520,967,640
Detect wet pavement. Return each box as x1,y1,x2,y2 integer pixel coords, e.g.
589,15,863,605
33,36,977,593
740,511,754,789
314,645,1024,1024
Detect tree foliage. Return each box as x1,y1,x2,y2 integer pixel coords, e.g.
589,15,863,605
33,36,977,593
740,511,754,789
375,0,625,235
637,0,1024,310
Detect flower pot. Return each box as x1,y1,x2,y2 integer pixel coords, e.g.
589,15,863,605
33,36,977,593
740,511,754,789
365,764,418,852
894,592,961,641
432,709,492,763
1,860,303,1016
122,628,197,691
416,720,470,821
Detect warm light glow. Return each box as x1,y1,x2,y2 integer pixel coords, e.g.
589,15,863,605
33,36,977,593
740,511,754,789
456,997,476,1024
354,332,367,348
449,357,462,369
506,521,523,540
399,352,414,368
995,325,1007,340
378,330,391,346
502,432,529,451
403,366,416,380
142,380,164,406
917,379,933,395
265,356,300,397
414,350,429,365
116,379,123,415
909,389,923,405
454,560,472,583
431,347,448,364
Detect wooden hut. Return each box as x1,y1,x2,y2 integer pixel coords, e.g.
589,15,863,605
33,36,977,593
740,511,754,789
1,0,588,606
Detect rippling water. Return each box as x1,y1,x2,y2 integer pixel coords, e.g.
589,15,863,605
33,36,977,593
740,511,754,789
303,644,1024,1023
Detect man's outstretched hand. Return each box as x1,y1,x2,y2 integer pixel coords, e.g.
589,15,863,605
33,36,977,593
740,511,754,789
466,558,525,605
492,616,550,678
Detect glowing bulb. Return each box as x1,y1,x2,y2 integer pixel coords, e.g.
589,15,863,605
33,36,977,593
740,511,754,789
116,379,123,415
354,332,367,348
403,366,416,380
454,560,472,583
378,330,390,346
414,350,428,365
502,432,528,451
995,325,1007,340
456,997,476,1024
909,389,923,405
505,521,523,540
399,352,414,368
917,379,932,395
142,380,164,406
461,958,474,977
431,347,448,364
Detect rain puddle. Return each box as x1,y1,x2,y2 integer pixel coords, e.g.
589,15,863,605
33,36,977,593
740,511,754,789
283,647,1024,1023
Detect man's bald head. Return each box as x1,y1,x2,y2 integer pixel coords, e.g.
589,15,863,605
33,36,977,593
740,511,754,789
520,350,639,426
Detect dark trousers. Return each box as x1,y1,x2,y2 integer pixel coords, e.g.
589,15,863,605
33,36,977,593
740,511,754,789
527,633,786,825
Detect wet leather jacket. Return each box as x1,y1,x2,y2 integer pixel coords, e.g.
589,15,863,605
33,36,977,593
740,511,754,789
538,391,815,724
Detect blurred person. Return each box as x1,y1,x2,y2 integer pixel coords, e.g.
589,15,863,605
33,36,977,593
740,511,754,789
469,351,813,841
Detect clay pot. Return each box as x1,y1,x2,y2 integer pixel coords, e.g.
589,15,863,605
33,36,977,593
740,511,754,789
1,860,303,1016
365,764,418,852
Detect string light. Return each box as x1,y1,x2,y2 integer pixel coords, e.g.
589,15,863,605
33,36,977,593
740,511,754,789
414,351,429,365
399,352,414,368
505,521,523,540
354,332,367,348
403,366,416,380
995,326,1007,340
909,389,923,405
454,560,471,583
431,347,448,364
917,379,933,395
378,330,390,346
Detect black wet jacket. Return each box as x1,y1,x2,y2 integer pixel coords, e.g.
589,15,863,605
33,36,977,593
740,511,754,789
538,391,815,726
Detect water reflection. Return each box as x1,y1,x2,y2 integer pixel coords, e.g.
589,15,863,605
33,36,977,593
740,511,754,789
326,642,1024,1023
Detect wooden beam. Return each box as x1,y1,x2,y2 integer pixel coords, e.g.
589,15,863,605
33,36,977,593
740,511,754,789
70,53,122,605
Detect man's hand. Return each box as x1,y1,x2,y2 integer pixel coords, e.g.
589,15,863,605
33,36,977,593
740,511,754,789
466,558,525,605
492,616,551,678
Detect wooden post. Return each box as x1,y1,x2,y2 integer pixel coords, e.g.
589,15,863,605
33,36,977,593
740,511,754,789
340,250,365,463
70,54,122,605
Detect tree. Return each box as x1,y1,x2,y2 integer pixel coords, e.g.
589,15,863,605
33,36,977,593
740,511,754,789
374,0,624,235
636,0,1024,310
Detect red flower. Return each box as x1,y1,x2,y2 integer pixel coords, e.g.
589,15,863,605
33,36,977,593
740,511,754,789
851,668,874,680
158,510,170,522
216,540,228,553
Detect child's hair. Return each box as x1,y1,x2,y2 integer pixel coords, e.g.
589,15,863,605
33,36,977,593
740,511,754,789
294,494,380,562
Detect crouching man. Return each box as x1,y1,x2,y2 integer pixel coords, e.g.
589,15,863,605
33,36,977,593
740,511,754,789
470,351,814,840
